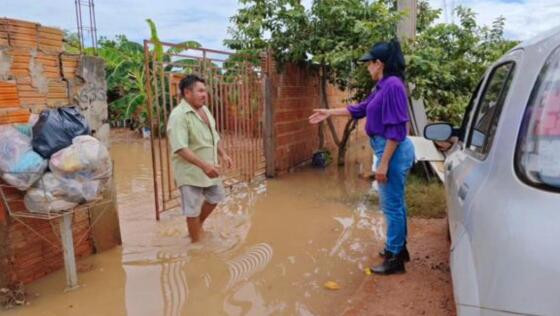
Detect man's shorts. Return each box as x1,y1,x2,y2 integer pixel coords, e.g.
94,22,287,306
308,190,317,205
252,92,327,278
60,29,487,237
179,184,226,217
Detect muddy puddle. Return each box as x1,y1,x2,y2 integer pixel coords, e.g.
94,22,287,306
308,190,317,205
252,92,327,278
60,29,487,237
6,130,386,316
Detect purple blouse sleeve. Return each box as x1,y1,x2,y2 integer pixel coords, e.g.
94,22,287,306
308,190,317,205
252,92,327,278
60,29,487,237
346,92,375,119
384,124,408,142
381,81,409,141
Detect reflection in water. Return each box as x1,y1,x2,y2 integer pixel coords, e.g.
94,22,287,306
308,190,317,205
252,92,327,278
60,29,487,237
223,281,286,316
330,217,355,257
158,252,188,316
6,131,386,316
226,243,273,290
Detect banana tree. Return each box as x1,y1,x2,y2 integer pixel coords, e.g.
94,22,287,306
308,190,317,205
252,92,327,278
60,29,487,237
85,20,202,129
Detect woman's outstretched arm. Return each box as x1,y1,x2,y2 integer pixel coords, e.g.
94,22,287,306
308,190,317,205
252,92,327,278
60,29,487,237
308,108,351,124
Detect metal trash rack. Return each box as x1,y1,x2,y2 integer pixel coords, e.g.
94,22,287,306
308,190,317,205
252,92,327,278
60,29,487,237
0,173,111,291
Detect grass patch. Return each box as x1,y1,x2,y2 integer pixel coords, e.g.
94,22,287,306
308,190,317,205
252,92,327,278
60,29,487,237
405,174,447,218
367,173,447,219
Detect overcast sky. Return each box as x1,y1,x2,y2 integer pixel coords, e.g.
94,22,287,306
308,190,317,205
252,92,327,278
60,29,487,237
2,0,559,51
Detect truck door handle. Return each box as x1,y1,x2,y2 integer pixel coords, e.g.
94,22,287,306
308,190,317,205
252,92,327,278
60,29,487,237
458,183,469,201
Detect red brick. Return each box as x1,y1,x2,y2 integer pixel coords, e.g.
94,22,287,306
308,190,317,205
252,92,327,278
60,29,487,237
276,109,311,122
267,57,352,173
0,203,6,223
276,98,307,109
278,86,309,99
276,120,307,134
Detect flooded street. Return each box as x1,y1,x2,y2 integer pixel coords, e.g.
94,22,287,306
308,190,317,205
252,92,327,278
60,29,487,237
6,130,387,316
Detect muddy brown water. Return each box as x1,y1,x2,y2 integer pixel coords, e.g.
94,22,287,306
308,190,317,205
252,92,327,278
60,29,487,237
6,131,387,316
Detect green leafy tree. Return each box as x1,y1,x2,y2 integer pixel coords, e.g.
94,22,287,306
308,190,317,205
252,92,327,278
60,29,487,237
226,0,518,164
406,6,518,125
66,20,202,128
95,34,147,127
226,0,403,164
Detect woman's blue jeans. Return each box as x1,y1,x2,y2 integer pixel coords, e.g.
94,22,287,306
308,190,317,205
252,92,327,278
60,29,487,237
370,135,415,255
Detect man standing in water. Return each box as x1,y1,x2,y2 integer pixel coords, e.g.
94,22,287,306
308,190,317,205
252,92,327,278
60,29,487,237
167,74,233,242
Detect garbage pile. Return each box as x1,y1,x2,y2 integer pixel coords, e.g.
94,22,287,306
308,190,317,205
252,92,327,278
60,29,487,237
0,106,112,214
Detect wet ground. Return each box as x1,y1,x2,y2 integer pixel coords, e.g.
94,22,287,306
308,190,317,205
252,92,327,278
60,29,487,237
342,218,455,316
5,130,454,315
5,130,378,315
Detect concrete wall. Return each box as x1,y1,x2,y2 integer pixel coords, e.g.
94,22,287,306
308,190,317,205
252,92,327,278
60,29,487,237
0,18,120,287
73,56,110,146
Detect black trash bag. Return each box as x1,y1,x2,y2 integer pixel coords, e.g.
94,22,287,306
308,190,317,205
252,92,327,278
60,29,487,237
311,150,332,168
32,106,90,158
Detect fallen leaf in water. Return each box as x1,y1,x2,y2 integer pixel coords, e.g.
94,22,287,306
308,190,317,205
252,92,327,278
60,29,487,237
323,281,340,290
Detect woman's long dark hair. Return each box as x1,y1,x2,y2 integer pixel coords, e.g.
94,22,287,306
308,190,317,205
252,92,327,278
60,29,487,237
383,39,406,81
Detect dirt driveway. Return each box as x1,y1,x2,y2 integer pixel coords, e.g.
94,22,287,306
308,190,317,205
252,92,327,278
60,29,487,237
342,218,456,316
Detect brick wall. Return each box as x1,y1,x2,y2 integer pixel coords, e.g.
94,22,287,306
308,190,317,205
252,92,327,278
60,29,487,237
0,185,95,286
271,63,320,172
4,209,93,284
266,56,365,174
0,18,97,287
0,19,72,118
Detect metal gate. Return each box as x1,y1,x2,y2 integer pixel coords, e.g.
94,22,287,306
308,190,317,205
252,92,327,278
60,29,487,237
143,40,265,220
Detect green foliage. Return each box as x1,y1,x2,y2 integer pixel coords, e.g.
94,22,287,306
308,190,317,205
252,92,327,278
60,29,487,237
406,6,518,124
62,30,81,54
368,172,448,218
66,20,203,128
226,0,402,92
146,19,164,62
226,0,518,125
95,34,147,126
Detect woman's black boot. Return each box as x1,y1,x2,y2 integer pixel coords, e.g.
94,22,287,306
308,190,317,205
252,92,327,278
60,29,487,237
371,251,406,275
378,244,410,262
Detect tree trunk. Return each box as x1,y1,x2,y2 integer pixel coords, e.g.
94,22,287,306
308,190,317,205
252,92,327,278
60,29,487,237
318,123,325,149
320,74,340,146
318,65,357,166
337,117,358,165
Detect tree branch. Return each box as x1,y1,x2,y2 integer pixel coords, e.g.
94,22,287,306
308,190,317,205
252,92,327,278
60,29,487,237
319,66,340,146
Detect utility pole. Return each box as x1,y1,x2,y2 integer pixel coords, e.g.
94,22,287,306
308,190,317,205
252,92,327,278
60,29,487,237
397,0,417,41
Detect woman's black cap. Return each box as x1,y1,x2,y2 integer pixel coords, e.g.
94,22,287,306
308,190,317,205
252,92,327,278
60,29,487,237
359,42,391,63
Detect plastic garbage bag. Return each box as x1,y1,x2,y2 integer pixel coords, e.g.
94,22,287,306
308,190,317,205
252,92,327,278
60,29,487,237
2,151,48,191
49,135,112,181
24,188,78,214
0,126,47,190
28,113,39,127
32,106,90,158
311,150,332,168
0,125,31,172
34,172,104,203
13,123,33,138
80,179,106,202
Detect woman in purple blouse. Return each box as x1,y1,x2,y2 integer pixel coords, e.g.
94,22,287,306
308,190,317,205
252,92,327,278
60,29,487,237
309,40,415,275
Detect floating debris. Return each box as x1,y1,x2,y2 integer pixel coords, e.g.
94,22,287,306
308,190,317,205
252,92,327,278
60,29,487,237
1,283,27,309
323,281,341,290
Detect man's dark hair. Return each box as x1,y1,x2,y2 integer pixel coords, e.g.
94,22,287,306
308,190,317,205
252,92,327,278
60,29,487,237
179,74,205,96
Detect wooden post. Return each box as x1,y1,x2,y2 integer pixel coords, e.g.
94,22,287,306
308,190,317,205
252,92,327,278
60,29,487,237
397,0,417,41
59,213,78,290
